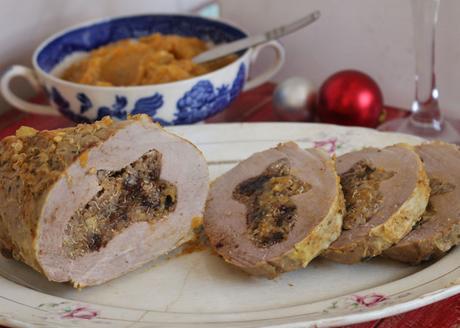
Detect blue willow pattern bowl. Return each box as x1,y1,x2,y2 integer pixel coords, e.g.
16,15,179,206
1,15,284,125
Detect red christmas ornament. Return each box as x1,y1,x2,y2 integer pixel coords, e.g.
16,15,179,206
317,70,383,128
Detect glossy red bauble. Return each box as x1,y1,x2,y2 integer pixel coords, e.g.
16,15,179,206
317,70,383,128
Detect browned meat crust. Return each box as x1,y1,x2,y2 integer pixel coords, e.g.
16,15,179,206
384,141,460,264
0,117,121,271
0,115,209,286
323,144,430,264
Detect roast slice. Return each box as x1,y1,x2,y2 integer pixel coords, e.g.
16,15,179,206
384,142,460,264
0,115,209,287
323,144,430,264
204,142,344,278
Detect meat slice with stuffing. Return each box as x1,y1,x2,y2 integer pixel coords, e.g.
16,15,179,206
323,144,430,264
0,115,209,287
204,142,344,278
384,141,460,264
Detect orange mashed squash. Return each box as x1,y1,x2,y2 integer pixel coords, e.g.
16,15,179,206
61,33,237,86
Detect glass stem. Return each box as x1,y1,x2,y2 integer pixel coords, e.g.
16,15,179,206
410,0,443,130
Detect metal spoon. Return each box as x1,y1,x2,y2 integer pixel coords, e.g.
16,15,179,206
192,10,321,64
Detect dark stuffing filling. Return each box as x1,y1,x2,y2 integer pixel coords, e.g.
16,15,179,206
233,158,310,248
340,160,395,230
414,177,455,228
64,150,177,258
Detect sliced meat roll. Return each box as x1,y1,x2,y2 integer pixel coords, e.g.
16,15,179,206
204,142,344,278
0,115,209,287
323,144,430,264
384,142,460,264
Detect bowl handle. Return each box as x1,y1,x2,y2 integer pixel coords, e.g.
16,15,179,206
1,65,60,116
243,40,285,91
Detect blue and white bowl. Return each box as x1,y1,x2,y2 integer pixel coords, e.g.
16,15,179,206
0,14,285,125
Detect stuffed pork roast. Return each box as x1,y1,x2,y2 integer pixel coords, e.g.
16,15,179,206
0,115,209,287
323,144,430,264
204,142,344,278
384,142,460,264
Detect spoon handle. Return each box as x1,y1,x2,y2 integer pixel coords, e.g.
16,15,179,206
193,10,320,64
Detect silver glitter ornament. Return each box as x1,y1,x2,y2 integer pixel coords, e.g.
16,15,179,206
273,77,316,121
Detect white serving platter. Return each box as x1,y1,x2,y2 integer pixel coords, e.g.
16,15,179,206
0,123,458,328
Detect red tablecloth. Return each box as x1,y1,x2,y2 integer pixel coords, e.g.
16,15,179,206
0,83,459,328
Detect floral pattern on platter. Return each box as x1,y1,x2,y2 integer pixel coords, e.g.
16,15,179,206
313,137,345,155
31,293,388,323
352,293,388,307
173,63,246,124
38,302,99,320
61,307,98,320
323,293,389,314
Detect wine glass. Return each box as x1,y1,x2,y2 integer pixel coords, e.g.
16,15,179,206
378,0,460,143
